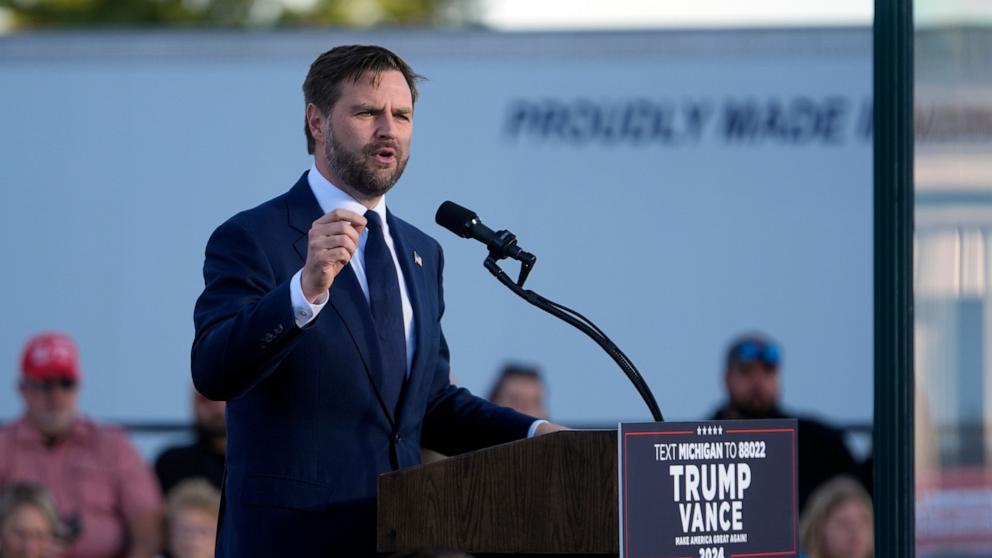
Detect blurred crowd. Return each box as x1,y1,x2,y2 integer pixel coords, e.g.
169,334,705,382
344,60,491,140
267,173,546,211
0,333,224,558
0,331,872,558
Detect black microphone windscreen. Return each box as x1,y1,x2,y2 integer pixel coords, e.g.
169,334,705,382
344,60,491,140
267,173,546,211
435,201,478,238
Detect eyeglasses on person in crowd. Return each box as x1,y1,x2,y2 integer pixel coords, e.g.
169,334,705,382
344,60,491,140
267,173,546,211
23,378,78,392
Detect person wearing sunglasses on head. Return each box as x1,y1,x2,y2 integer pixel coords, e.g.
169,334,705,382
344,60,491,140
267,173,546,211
708,334,864,513
0,333,163,558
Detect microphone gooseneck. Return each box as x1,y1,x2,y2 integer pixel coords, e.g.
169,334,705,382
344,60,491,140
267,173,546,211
435,200,665,422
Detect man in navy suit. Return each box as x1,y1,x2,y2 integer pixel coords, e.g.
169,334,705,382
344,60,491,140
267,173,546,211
191,45,563,557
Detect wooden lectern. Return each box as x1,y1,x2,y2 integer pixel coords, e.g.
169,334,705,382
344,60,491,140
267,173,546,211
377,430,619,557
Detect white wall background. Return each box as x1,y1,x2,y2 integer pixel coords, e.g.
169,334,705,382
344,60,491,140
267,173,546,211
0,30,872,451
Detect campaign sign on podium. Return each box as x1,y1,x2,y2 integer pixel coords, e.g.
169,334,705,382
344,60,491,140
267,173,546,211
619,419,798,558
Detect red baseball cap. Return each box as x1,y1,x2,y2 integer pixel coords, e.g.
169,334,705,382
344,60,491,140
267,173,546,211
20,332,81,382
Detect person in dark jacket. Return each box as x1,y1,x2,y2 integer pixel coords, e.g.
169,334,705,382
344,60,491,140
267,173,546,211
154,391,226,496
708,334,862,512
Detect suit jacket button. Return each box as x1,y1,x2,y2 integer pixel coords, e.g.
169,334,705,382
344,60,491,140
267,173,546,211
393,433,401,444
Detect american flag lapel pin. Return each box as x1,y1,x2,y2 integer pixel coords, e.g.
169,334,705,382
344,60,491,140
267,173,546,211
413,250,423,267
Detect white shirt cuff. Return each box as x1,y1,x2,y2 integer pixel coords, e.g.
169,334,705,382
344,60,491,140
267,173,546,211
527,419,548,438
290,268,328,328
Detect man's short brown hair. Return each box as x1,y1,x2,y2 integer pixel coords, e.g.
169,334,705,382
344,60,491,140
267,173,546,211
302,44,424,154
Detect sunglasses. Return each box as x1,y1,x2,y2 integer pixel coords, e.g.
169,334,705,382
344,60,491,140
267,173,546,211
25,378,78,392
731,341,781,368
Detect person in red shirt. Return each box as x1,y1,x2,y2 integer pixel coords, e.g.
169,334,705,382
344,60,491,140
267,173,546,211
0,332,163,558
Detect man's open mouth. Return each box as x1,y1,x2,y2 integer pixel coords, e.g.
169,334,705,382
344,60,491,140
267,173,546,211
370,146,397,164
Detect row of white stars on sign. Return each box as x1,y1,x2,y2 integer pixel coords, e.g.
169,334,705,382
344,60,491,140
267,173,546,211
697,425,723,435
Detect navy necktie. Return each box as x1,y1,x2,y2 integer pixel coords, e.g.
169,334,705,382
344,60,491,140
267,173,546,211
364,210,406,413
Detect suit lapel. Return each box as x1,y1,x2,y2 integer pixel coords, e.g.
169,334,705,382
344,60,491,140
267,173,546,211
285,171,397,427
326,267,397,427
286,172,323,263
387,211,431,426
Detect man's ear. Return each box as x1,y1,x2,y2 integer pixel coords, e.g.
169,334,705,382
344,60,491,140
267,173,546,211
307,103,327,144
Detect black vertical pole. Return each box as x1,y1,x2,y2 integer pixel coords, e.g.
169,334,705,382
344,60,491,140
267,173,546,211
874,0,915,556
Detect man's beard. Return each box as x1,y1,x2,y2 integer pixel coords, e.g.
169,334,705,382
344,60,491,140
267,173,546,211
732,398,779,419
33,410,77,438
324,127,408,199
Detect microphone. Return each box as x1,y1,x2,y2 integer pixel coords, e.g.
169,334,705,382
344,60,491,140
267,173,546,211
435,201,536,265
435,203,663,421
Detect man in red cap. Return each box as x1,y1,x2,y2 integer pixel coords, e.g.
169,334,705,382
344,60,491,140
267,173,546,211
0,332,163,558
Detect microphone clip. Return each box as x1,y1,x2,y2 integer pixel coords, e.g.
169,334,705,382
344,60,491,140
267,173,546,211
485,229,536,287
